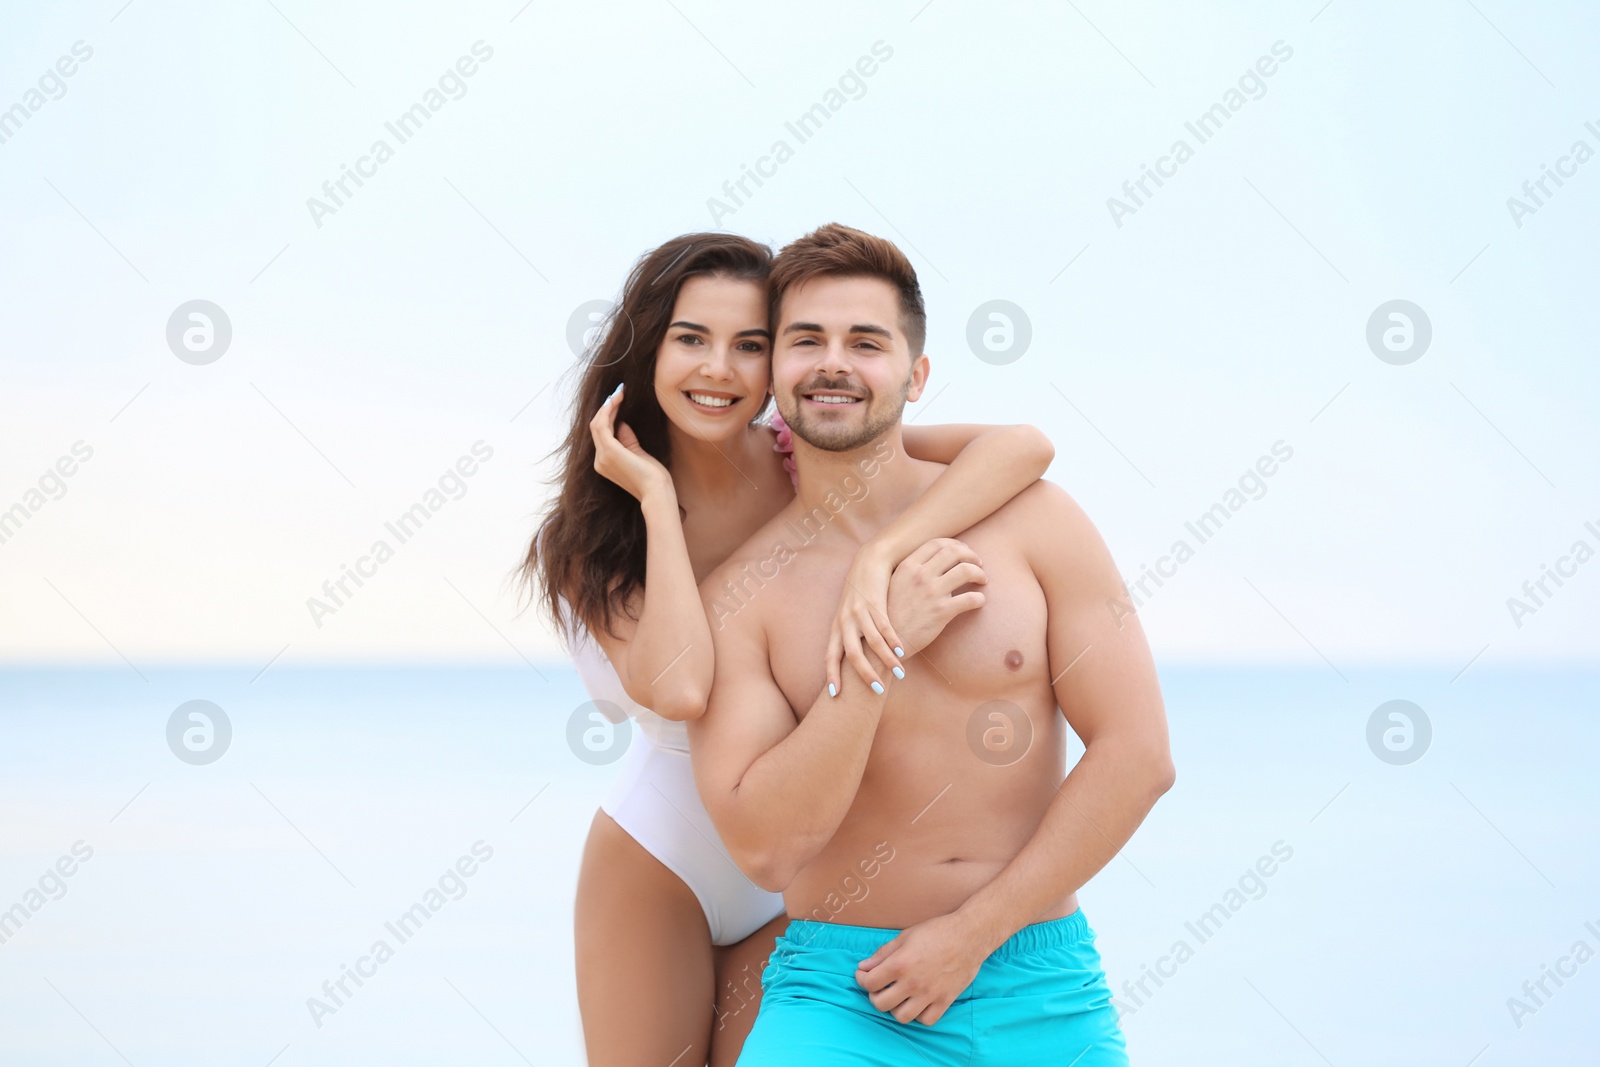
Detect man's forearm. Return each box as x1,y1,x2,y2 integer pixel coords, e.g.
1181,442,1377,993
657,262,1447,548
730,674,888,884
954,738,1173,954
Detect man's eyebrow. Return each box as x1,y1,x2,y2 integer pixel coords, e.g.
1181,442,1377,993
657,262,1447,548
781,321,895,339
668,320,772,339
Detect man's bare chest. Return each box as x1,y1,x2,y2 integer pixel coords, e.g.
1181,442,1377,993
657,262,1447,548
764,537,1050,719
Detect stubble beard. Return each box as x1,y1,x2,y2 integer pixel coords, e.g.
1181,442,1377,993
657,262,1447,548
779,376,909,453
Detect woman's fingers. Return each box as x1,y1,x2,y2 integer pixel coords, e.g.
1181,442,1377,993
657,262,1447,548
861,600,906,660
615,419,643,453
589,387,621,449
858,610,903,680
878,615,906,660
843,618,884,693
824,620,844,698
590,382,622,423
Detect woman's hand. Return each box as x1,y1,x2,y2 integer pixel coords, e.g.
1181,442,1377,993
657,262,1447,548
590,384,672,504
825,543,907,697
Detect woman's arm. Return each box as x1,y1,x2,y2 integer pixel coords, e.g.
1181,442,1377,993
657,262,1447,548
824,423,1055,695
590,490,714,721
888,423,1054,561
587,385,714,721
899,423,1044,466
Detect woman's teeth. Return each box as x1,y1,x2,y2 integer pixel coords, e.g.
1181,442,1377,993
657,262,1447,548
687,392,737,408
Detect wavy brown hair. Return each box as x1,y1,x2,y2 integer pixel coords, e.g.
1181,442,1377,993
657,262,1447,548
516,233,773,642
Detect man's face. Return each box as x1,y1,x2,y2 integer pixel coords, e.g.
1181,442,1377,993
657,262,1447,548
771,275,929,453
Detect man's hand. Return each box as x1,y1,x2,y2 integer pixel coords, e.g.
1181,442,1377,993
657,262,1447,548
854,911,991,1025
885,538,987,657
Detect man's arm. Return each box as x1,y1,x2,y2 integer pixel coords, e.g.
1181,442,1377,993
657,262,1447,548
688,572,890,892
953,479,1175,952
854,482,1172,1026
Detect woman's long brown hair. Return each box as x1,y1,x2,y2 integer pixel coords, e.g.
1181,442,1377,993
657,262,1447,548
516,233,773,642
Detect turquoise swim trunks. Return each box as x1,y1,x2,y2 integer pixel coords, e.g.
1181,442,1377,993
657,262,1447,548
737,908,1128,1065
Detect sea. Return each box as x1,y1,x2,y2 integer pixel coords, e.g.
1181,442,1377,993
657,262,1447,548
0,664,1595,1065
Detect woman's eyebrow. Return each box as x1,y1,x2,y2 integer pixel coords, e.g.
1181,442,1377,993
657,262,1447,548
668,320,771,340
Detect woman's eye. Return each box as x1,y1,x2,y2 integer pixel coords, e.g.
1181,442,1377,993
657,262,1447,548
739,341,767,353
677,333,703,345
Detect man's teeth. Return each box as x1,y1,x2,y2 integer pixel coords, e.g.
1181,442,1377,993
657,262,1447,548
810,395,860,404
687,392,737,408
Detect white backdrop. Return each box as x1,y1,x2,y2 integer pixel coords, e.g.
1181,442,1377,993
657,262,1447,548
2,0,1596,669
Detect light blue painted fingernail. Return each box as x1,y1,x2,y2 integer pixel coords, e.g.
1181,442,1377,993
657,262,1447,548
828,683,837,698
871,681,885,695
894,647,904,657
892,666,905,680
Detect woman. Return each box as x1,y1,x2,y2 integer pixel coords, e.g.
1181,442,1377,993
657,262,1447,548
519,232,1053,1066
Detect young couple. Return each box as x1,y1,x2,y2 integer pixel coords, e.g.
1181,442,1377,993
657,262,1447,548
522,223,1174,1065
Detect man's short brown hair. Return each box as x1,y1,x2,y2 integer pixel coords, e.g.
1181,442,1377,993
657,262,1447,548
768,223,927,355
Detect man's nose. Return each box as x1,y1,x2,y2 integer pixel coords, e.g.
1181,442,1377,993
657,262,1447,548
814,338,854,379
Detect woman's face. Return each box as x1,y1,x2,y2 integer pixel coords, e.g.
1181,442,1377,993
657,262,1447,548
652,274,771,444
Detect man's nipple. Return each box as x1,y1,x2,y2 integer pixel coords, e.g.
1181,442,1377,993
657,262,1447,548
1004,649,1024,671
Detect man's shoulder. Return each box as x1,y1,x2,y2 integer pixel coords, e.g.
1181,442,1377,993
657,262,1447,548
1001,478,1126,602
985,477,1108,562
987,477,1088,533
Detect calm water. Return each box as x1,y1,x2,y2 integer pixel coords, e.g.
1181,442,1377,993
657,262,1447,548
1,664,1595,1065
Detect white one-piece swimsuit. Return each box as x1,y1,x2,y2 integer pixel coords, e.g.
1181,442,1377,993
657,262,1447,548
560,596,786,946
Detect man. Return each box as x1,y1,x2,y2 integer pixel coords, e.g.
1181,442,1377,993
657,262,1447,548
689,223,1174,1065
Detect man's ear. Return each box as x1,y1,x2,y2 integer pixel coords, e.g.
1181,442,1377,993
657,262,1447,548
905,352,932,402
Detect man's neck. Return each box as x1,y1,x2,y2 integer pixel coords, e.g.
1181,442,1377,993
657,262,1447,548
791,426,932,545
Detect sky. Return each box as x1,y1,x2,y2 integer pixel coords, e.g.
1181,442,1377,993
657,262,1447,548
2,0,1597,670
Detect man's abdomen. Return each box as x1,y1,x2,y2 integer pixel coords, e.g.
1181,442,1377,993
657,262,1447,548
782,702,1078,930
